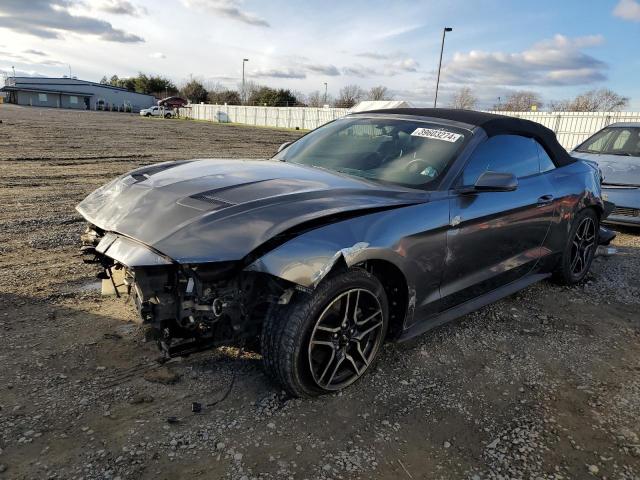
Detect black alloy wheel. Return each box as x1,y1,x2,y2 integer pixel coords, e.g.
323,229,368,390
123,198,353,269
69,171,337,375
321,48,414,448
261,268,389,397
569,215,597,278
555,208,599,285
308,288,385,390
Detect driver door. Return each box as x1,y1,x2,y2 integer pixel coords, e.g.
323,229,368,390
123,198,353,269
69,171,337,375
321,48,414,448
440,135,556,309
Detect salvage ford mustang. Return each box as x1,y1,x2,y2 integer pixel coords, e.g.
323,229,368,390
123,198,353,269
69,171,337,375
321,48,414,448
77,109,609,397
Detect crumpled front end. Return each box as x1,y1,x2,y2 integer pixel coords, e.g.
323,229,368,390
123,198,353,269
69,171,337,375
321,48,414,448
76,158,429,357
80,224,291,358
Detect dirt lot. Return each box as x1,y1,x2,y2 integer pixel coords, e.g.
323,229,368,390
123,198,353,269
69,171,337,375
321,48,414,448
0,104,639,480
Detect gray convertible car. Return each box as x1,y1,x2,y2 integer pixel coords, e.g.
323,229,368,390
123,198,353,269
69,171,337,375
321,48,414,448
572,122,640,227
78,109,609,397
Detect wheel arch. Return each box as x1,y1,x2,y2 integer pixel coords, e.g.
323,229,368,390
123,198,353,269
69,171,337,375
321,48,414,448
250,243,415,338
355,259,411,340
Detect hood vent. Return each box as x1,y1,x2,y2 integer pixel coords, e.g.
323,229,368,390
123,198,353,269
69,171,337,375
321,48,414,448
190,191,235,207
177,190,235,212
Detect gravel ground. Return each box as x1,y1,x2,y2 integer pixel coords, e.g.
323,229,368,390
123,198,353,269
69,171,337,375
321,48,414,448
0,104,639,480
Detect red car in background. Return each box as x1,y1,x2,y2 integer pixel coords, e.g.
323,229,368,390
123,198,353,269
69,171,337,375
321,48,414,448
158,96,188,109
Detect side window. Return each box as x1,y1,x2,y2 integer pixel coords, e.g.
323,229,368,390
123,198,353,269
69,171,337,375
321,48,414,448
580,129,614,153
611,129,631,151
535,141,556,172
461,135,540,185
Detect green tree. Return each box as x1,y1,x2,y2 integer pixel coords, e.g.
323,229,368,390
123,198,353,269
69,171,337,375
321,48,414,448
180,79,208,103
208,89,241,105
248,87,298,106
99,73,178,97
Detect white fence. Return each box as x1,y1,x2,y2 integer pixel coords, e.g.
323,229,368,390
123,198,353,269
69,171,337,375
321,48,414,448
181,103,349,131
491,111,640,150
180,104,640,150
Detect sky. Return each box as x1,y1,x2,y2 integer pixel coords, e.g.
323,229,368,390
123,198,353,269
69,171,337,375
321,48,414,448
1,0,639,109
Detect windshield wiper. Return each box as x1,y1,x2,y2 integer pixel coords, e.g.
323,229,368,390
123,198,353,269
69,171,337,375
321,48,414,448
607,152,633,156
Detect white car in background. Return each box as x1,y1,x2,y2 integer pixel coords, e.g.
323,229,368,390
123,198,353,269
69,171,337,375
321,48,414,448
572,122,640,227
140,106,175,118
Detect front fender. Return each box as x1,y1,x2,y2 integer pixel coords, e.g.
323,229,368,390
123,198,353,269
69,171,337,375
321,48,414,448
247,233,408,289
244,200,450,329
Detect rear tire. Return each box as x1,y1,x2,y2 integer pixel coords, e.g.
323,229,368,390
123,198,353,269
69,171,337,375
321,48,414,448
555,209,599,285
261,268,388,397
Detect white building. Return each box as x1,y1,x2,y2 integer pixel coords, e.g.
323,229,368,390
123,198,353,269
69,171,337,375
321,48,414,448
1,77,156,112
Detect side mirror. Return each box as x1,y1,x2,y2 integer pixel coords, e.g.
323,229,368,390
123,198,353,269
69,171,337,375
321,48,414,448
472,171,518,192
277,141,292,153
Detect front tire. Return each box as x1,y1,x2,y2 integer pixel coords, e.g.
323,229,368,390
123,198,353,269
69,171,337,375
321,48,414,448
261,268,388,397
555,209,599,285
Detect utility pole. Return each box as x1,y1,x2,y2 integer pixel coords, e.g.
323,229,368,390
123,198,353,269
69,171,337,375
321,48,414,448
68,65,72,78
434,27,452,108
323,82,328,105
242,58,249,104
12,65,16,78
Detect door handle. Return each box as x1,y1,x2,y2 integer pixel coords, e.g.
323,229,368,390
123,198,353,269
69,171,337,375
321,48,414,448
537,194,554,206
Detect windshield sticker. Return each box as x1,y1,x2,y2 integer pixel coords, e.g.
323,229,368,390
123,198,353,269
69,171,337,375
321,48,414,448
411,128,462,143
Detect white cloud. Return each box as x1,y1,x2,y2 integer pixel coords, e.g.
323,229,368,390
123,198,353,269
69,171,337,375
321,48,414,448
0,66,47,77
24,49,47,56
357,52,394,60
440,34,607,88
182,0,270,27
251,68,306,79
251,63,341,79
341,57,419,78
0,47,66,66
374,24,423,40
97,0,147,16
305,64,340,76
149,52,166,59
342,65,379,78
0,0,144,42
613,0,640,21
390,58,419,73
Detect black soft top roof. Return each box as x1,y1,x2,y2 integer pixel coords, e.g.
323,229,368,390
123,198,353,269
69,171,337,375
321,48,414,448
359,108,575,167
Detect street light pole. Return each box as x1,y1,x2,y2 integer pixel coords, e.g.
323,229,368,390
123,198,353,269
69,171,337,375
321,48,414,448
242,58,249,104
12,65,15,78
434,27,452,108
323,82,328,105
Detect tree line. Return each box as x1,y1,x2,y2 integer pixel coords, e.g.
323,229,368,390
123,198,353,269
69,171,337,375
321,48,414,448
99,73,392,108
100,73,630,112
183,79,394,108
451,87,629,112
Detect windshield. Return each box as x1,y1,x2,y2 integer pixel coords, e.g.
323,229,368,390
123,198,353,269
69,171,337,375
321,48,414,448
274,116,469,188
576,126,640,157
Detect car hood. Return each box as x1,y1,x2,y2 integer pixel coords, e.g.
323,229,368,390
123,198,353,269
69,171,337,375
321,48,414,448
572,151,640,186
77,159,428,263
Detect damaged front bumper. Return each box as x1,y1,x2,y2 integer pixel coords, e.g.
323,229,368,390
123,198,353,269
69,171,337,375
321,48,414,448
81,225,288,358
